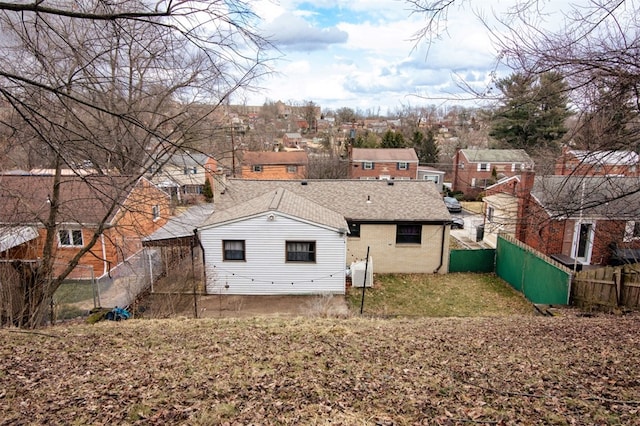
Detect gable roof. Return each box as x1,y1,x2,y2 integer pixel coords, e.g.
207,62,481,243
242,151,309,166
460,149,533,164
0,175,146,226
351,148,419,162
214,179,450,222
531,176,640,220
566,149,639,166
201,188,347,231
163,152,211,168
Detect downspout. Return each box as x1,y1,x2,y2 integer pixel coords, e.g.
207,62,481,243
433,222,447,273
101,233,108,277
193,229,206,285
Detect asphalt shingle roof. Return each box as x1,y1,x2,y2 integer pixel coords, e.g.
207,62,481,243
201,188,347,231
531,175,640,220
241,151,308,166
143,204,215,242
567,150,639,166
0,175,140,225
351,148,419,162
214,179,450,222
461,149,534,164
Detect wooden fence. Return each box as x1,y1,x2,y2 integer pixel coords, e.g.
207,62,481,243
571,264,640,310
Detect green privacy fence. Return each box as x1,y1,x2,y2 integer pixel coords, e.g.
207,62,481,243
449,249,496,273
495,234,572,305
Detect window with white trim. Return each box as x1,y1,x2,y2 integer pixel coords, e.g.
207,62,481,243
624,221,640,242
477,162,490,171
58,229,83,247
397,162,408,170
223,240,246,261
152,205,160,220
286,241,316,262
363,161,374,170
287,165,298,173
487,206,495,223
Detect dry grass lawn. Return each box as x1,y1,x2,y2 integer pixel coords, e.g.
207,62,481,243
2,315,640,425
347,273,533,317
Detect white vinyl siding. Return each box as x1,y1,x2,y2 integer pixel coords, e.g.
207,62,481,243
200,214,346,295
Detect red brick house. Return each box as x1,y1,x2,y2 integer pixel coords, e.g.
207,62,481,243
452,148,534,199
554,146,639,177
483,171,640,268
0,175,171,280
240,151,309,180
348,148,419,180
282,133,303,149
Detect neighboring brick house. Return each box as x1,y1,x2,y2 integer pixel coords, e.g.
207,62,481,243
348,147,419,180
452,148,534,199
282,132,303,148
0,175,171,280
482,171,640,268
240,151,308,180
554,146,639,177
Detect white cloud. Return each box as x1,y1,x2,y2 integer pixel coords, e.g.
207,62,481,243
241,0,579,112
262,13,348,51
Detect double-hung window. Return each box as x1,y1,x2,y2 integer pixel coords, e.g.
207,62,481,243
396,224,421,244
397,162,408,170
152,205,160,221
58,229,83,247
363,161,374,170
287,165,298,173
286,241,315,262
253,165,263,172
478,163,490,171
223,240,245,261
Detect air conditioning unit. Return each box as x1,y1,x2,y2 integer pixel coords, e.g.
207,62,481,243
351,257,373,287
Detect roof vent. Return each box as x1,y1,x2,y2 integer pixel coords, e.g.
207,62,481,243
301,180,308,185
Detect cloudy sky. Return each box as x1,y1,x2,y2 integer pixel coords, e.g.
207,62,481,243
230,0,520,114
230,0,580,115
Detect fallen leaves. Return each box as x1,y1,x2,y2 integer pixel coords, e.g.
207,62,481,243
1,315,640,425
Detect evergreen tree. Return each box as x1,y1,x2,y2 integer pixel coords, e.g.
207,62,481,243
489,72,571,153
202,178,214,203
381,129,405,148
413,129,439,164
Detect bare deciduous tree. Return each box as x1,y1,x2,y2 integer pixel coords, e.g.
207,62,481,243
0,0,271,328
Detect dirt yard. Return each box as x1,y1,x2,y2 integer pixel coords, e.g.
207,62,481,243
138,293,350,319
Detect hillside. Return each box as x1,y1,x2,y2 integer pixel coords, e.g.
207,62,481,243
2,315,640,425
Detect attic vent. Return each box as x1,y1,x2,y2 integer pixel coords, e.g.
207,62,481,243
301,180,308,185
